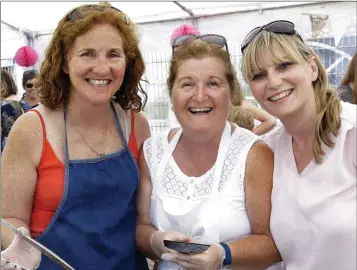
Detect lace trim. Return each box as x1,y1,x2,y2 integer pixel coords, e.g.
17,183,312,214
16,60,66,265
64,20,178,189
220,132,253,191
146,130,256,198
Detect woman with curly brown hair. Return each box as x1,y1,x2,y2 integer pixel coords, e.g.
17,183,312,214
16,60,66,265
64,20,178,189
241,20,356,270
1,3,150,270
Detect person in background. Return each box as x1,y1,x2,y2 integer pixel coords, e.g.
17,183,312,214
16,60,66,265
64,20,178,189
137,39,282,269
1,2,151,270
170,24,277,136
241,19,356,270
230,87,277,136
1,69,31,152
21,69,41,108
228,105,255,131
337,52,356,104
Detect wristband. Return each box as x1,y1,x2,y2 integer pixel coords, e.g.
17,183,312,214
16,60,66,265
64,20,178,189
219,242,232,266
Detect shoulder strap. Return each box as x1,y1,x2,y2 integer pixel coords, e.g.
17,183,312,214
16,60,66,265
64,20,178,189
128,111,138,158
31,109,47,140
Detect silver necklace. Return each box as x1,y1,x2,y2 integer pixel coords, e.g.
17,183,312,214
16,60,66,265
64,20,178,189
77,129,105,158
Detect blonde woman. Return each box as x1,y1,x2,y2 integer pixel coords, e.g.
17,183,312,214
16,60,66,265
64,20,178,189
241,20,356,270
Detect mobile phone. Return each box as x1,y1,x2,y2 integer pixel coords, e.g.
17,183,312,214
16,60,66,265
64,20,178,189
163,240,211,254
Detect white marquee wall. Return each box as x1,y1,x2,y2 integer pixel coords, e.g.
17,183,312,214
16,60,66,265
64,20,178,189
1,1,356,131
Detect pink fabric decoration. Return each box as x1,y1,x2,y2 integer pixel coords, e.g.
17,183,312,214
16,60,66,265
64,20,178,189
14,46,38,67
170,24,201,46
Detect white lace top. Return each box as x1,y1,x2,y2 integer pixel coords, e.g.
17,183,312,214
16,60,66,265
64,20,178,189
144,125,260,243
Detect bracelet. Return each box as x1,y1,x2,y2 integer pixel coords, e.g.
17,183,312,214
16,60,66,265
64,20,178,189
150,231,160,257
219,242,232,266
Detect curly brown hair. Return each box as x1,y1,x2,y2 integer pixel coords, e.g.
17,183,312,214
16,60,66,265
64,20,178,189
39,2,147,112
167,41,241,101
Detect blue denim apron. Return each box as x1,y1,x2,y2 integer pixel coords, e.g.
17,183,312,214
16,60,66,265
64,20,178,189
35,103,138,270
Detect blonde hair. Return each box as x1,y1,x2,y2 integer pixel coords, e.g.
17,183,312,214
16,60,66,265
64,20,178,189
228,106,255,130
241,31,341,163
340,52,356,104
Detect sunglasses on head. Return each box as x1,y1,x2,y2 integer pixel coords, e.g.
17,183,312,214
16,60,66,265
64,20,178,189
25,83,34,88
172,34,229,54
68,4,129,24
241,20,304,54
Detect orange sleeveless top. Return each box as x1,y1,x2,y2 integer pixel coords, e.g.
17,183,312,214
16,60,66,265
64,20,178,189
30,110,139,237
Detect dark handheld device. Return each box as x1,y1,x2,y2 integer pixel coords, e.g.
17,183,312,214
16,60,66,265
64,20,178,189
163,240,211,254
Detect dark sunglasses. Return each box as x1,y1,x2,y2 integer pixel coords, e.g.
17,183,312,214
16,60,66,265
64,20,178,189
172,34,229,54
68,4,129,24
241,20,304,53
25,83,34,88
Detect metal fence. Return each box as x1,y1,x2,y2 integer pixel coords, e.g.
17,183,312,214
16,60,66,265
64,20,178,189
142,35,357,135
1,58,15,76
1,36,355,136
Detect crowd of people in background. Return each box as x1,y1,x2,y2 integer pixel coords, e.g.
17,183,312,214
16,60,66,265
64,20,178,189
1,69,40,152
0,2,356,270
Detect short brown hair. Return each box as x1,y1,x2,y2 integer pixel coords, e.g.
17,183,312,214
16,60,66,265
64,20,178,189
1,69,18,99
228,106,254,130
167,41,241,101
40,2,147,111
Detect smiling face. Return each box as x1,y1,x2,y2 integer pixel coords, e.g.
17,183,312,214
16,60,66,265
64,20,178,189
171,57,231,133
242,32,319,119
248,52,318,119
65,23,126,106
24,77,41,99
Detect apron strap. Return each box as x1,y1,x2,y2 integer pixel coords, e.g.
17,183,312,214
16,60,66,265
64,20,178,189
211,121,232,195
154,122,232,196
111,102,130,151
63,110,70,164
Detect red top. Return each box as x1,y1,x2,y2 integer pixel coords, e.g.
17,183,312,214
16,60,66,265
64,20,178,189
30,110,138,237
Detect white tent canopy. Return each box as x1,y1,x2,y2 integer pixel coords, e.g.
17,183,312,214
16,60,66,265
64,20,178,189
1,1,314,34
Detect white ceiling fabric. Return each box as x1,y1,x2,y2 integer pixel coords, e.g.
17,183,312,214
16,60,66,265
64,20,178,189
1,1,313,33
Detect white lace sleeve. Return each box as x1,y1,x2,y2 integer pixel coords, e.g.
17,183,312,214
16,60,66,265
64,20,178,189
143,137,155,179
220,128,260,195
143,134,166,184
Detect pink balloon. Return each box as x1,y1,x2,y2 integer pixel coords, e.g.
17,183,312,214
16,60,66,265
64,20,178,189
14,46,38,67
170,24,201,46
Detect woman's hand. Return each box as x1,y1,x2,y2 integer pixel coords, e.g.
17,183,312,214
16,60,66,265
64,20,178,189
161,243,225,270
240,100,277,136
150,231,192,258
1,227,41,270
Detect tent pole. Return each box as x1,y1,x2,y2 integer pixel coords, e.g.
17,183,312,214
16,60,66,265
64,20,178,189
173,1,198,28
